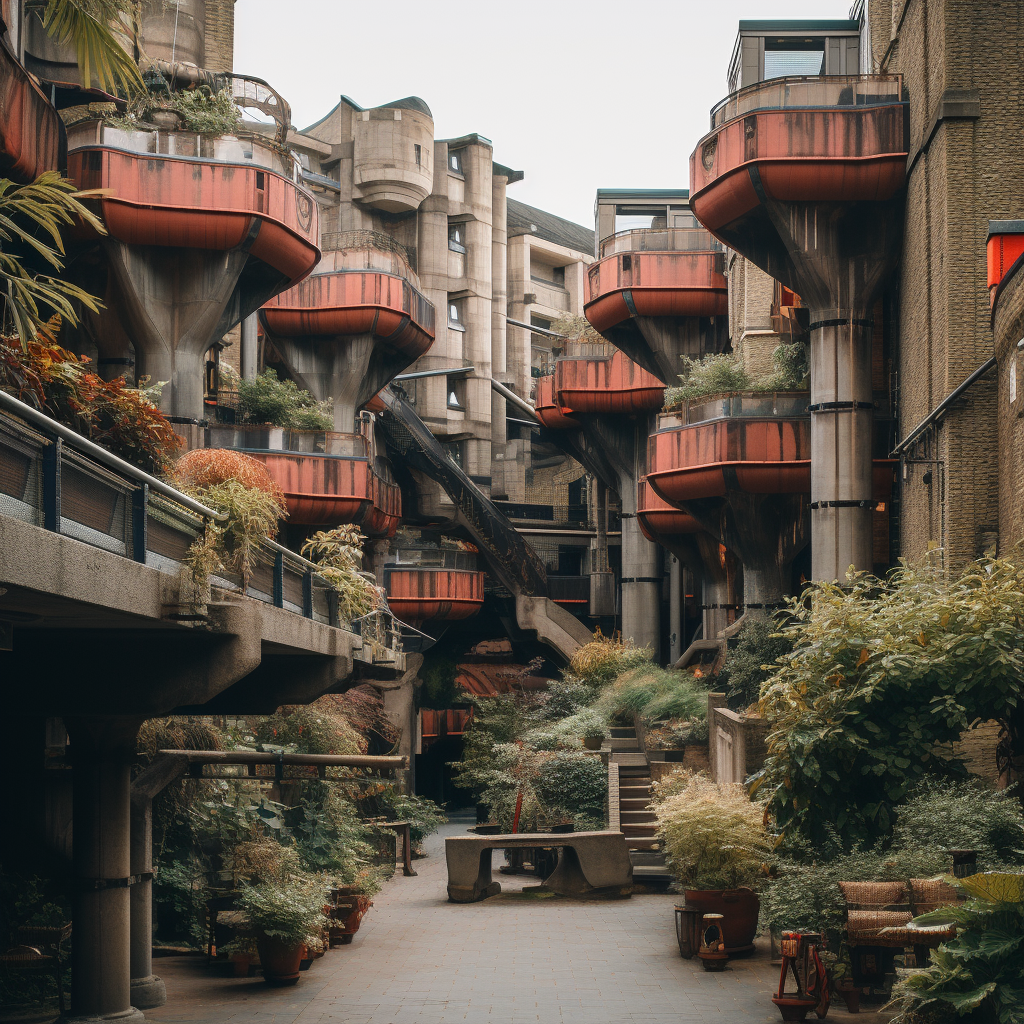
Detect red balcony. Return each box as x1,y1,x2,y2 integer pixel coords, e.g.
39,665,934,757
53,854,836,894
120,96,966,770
208,425,401,535
689,76,907,241
553,343,664,416
534,374,579,429
67,123,320,287
647,393,895,505
385,565,485,624
0,38,64,182
637,476,700,545
261,257,435,361
987,221,1024,307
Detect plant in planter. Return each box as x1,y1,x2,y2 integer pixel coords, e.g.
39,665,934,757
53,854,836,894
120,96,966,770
328,869,383,945
653,771,770,953
219,935,259,978
236,874,327,986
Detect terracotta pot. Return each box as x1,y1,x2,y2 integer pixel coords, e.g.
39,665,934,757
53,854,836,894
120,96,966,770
583,736,603,750
333,895,372,943
837,984,860,1013
229,953,251,977
255,934,303,986
683,888,760,953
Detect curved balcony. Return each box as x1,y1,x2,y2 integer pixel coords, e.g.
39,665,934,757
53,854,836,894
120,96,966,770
584,229,728,383
647,393,895,505
67,121,320,286
553,342,664,416
384,548,485,623
207,425,401,535
689,75,907,242
534,374,579,430
0,40,64,183
637,476,700,545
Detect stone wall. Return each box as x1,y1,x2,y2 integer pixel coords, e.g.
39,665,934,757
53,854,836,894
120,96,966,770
203,0,234,72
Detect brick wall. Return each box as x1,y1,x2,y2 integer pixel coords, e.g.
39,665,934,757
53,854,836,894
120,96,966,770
203,0,234,72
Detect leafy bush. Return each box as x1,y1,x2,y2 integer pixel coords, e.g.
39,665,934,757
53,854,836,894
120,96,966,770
236,874,327,946
300,525,379,623
535,751,607,826
535,677,600,721
663,344,809,407
232,367,332,430
419,651,462,709
382,791,447,849
152,858,208,946
568,633,651,688
758,555,1024,850
653,770,770,890
891,872,1024,1024
171,88,243,134
597,664,709,722
723,617,794,711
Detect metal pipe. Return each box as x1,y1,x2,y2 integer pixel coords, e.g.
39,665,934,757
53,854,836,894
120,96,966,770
490,378,541,422
893,357,996,455
393,366,472,381
0,389,221,520
506,318,569,340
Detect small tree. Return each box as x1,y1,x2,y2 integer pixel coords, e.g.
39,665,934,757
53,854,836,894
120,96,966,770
757,555,1024,849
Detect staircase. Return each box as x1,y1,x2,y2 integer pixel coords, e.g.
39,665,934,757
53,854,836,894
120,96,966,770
606,726,671,883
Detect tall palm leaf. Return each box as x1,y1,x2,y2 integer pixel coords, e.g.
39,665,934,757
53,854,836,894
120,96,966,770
28,0,145,97
0,171,107,345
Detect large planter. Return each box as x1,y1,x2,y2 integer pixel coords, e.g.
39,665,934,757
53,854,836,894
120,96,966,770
255,934,303,986
683,888,759,953
583,736,604,751
332,895,372,945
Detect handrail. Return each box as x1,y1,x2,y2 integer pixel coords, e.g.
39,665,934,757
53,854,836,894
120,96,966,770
262,534,328,575
598,227,723,258
0,389,221,520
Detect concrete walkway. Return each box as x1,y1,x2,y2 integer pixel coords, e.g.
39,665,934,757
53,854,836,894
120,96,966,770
146,823,864,1024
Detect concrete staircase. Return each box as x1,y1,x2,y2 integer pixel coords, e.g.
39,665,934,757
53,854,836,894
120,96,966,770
606,727,671,883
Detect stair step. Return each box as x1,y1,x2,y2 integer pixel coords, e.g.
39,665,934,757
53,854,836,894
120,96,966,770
620,810,657,823
629,850,667,866
622,825,658,837
626,837,663,851
613,753,649,766
606,738,641,751
619,798,651,811
609,727,637,738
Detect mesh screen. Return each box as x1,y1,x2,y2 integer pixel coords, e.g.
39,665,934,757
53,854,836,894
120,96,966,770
0,436,41,523
61,461,129,546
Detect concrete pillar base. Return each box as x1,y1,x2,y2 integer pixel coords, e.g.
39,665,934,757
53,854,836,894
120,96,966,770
129,976,165,1010
59,1008,146,1024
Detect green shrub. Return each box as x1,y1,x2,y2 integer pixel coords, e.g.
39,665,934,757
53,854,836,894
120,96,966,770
152,858,208,946
568,634,651,687
724,617,794,711
171,88,243,134
664,344,809,407
382,791,447,848
597,664,709,722
236,874,327,946
234,368,332,430
535,751,607,827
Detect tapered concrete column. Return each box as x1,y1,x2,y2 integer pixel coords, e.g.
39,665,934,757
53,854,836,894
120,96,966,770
239,312,258,381
621,514,661,658
65,716,144,1024
129,798,164,1009
669,555,682,663
742,564,787,619
809,311,875,580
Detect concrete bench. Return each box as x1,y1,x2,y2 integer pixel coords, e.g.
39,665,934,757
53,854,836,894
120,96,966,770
445,830,633,903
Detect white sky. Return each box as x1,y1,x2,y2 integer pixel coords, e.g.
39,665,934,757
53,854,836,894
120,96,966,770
234,0,853,229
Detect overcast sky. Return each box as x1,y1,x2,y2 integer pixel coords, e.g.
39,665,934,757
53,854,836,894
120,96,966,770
235,0,853,229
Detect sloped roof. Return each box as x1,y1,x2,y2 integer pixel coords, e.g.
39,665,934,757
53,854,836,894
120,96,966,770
507,199,594,256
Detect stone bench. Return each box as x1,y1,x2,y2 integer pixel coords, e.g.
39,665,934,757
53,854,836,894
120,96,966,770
445,830,633,903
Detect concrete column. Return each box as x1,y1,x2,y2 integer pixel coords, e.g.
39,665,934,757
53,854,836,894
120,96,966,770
490,174,508,452
809,311,875,580
239,312,258,381
129,798,165,1009
66,716,144,1024
620,514,661,659
669,555,682,663
742,563,786,619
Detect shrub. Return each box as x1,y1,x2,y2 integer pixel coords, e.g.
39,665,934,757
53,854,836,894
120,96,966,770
236,874,328,946
174,447,284,500
300,525,379,623
663,344,809,408
653,771,770,890
758,555,1024,850
232,367,332,431
569,633,651,688
382,791,447,849
597,664,709,722
535,751,607,826
724,617,795,711
171,88,243,134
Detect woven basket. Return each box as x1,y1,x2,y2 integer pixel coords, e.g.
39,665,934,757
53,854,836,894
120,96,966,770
847,909,913,942
909,878,960,915
839,880,907,907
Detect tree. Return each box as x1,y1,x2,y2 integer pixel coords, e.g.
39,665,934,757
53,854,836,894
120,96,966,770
757,555,1024,849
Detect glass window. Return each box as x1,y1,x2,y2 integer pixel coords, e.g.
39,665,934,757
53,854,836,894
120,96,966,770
449,149,464,174
448,224,466,253
763,38,825,79
614,205,668,232
414,143,421,166
449,302,461,323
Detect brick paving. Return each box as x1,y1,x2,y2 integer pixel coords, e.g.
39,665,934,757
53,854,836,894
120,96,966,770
147,821,873,1024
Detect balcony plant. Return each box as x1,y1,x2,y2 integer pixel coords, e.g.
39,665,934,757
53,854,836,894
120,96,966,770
236,873,328,986
300,525,380,624
653,770,770,951
225,366,333,431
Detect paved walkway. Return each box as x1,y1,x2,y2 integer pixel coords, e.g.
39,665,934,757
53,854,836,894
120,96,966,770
148,822,870,1024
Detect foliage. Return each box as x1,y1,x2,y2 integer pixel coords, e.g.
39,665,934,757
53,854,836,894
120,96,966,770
757,555,1024,850
663,344,809,407
596,664,710,723
419,651,462,709
723,616,795,711
569,633,651,688
535,677,600,721
232,367,333,430
550,312,605,344
0,173,108,345
890,872,1024,1024
0,333,182,472
255,700,366,757
31,0,145,97
170,88,243,134
535,751,607,827
174,449,287,590
300,525,379,623
236,874,328,946
653,770,771,890
381,790,448,849
152,858,208,947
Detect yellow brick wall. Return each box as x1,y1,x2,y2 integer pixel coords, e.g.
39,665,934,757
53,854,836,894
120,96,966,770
203,0,234,72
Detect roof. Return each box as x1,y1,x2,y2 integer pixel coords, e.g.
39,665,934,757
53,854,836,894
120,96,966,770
493,160,524,185
377,96,432,116
507,199,595,254
737,19,860,31
595,188,690,201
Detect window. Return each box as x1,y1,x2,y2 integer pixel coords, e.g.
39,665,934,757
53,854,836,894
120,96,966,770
448,300,465,330
443,440,464,466
552,266,565,287
414,143,421,167
447,377,466,410
763,38,825,79
449,149,464,174
448,224,466,253
615,205,667,232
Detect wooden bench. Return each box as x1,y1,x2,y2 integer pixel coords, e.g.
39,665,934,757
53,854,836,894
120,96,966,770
445,830,633,903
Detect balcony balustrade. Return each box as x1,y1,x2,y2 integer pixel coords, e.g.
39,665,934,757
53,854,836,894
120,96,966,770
384,547,485,623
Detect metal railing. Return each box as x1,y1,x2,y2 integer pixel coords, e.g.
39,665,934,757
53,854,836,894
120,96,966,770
385,547,479,571
599,227,724,258
0,391,403,643
661,390,811,425
709,74,904,129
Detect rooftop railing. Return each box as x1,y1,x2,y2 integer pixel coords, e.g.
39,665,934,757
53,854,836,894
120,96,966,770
0,389,402,647
385,547,479,572
660,391,811,426
598,227,725,258
206,424,369,458
709,74,904,129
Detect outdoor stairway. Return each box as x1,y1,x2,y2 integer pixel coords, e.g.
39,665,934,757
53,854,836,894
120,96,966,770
606,727,671,883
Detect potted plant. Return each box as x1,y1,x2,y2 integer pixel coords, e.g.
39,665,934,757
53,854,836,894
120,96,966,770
328,870,382,945
653,771,770,953
220,936,258,978
237,875,327,986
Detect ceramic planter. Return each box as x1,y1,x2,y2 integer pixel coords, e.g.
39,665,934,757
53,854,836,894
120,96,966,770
255,934,304,986
583,736,604,750
683,888,759,953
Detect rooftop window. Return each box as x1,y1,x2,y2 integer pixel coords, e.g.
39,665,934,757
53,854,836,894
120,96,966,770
449,149,464,174
763,37,825,79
